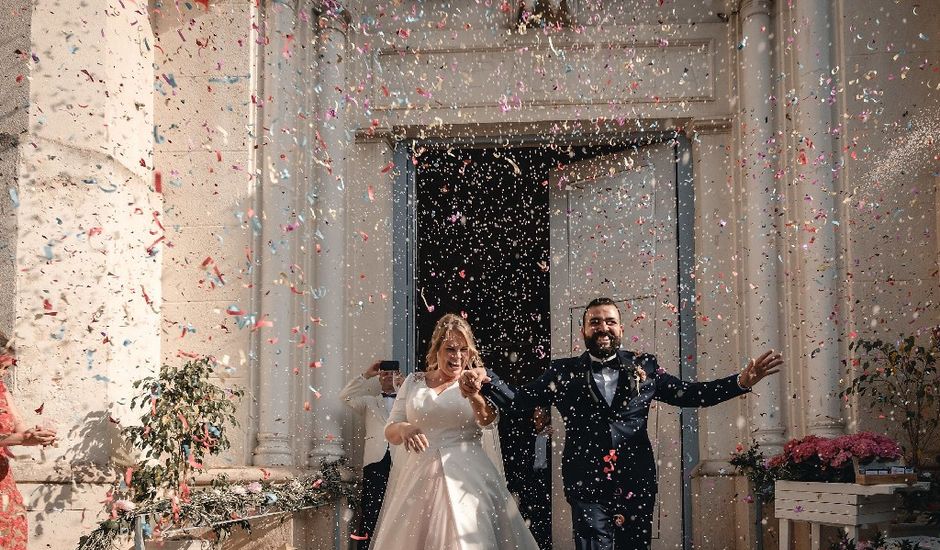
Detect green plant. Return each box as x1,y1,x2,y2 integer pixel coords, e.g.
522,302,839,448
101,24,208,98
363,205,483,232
841,329,940,469
828,531,928,550
730,442,780,499
122,358,245,501
78,357,360,550
77,463,358,550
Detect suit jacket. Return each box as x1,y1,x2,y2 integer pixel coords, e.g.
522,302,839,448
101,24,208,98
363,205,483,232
339,375,395,466
481,350,749,502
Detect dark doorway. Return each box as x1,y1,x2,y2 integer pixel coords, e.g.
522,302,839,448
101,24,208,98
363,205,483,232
412,143,626,550
415,145,554,548
414,146,552,384
413,144,623,381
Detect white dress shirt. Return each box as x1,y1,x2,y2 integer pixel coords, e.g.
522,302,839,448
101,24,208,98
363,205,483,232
589,353,619,406
533,430,550,470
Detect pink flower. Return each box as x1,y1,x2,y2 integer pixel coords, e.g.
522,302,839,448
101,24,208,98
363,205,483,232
114,499,136,512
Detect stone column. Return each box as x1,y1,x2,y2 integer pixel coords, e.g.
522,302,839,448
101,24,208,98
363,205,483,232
308,3,349,465
791,0,844,438
252,0,303,467
739,0,786,454
0,0,29,333
12,0,159,469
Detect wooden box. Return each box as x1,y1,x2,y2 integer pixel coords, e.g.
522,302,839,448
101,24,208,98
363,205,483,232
774,481,930,549
853,458,917,486
774,481,900,526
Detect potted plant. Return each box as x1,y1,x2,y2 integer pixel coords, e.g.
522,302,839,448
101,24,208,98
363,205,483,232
122,357,245,505
77,357,359,550
840,328,940,470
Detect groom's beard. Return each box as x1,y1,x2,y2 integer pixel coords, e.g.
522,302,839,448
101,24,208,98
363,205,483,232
585,331,621,359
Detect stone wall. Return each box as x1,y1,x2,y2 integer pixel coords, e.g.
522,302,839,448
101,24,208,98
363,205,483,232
1,0,936,549
152,0,259,469
0,0,31,334
10,0,161,547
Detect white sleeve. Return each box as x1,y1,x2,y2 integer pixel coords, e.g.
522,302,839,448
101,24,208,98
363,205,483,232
384,373,413,428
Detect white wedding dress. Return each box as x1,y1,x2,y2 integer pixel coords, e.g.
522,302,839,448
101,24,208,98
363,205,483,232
369,372,540,550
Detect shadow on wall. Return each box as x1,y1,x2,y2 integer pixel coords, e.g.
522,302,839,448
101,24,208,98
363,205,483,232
28,410,129,539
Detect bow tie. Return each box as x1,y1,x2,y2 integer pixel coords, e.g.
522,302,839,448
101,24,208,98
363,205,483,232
381,393,397,399
589,357,623,374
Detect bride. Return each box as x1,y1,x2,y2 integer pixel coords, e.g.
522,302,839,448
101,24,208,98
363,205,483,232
369,314,539,550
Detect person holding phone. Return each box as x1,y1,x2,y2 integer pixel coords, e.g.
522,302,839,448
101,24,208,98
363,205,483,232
339,359,403,548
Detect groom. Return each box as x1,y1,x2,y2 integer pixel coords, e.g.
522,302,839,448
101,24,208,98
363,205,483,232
460,297,781,550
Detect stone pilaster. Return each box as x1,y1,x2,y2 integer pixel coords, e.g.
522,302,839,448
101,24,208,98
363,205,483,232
791,0,845,438
739,0,786,454
253,0,304,467
308,2,350,464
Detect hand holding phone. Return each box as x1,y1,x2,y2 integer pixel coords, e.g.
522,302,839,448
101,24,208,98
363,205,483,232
379,360,400,372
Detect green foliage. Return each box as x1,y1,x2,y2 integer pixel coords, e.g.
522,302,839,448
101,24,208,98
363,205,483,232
77,357,359,550
729,442,779,499
827,530,926,550
122,358,245,500
77,463,359,550
841,329,940,469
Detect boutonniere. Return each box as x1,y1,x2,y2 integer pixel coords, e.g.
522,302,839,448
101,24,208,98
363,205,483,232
635,368,648,385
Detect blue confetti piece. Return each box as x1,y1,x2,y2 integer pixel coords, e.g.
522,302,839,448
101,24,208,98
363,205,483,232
8,188,19,208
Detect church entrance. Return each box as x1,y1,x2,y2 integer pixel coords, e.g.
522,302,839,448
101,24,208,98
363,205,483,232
395,135,695,550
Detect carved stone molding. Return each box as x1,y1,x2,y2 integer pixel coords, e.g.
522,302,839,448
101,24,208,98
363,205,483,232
311,0,351,30
508,0,581,29
372,38,716,112
740,0,771,18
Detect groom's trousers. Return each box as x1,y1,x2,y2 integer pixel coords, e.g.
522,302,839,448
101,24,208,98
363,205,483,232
355,449,392,550
569,495,655,550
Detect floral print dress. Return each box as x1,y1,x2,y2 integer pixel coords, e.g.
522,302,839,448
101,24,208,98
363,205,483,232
0,382,27,549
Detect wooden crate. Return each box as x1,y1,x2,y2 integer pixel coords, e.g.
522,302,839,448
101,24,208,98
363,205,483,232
774,481,930,550
775,481,899,526
855,472,918,486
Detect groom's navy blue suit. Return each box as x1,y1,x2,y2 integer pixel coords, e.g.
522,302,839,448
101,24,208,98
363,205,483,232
481,349,749,550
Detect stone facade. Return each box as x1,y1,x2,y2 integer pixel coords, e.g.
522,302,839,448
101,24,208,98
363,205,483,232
0,0,937,549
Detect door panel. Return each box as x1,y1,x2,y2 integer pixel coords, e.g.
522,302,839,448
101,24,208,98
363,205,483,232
549,143,681,549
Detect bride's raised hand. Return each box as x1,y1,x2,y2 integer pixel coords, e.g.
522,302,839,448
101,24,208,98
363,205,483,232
400,423,429,453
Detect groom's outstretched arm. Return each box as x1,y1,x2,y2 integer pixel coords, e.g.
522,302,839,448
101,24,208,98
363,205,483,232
476,364,559,414
649,349,782,408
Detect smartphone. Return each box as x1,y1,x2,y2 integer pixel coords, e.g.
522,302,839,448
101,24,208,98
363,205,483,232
379,360,400,372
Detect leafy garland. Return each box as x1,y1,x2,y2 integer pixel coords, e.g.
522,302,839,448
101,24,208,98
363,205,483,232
77,463,357,550
77,357,358,550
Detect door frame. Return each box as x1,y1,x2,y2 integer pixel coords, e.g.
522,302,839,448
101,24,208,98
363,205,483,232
392,131,698,550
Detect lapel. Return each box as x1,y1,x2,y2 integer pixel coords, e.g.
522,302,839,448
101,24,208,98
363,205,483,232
579,353,607,406
610,350,638,409
373,396,392,422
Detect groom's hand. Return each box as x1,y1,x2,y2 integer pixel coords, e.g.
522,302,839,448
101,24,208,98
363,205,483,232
738,350,783,388
459,368,490,397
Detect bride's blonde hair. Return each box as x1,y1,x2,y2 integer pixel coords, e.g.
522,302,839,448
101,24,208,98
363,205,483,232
425,314,484,372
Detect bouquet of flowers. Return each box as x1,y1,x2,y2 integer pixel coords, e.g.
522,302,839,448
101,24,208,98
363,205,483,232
731,433,903,499
768,432,903,482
